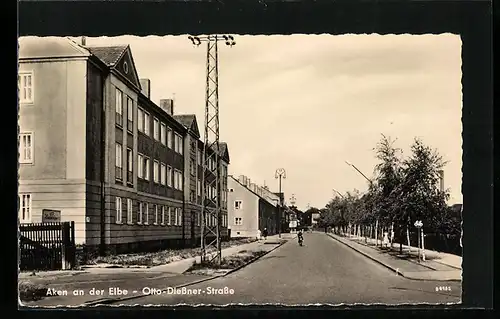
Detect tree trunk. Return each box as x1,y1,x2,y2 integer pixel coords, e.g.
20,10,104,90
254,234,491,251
406,226,411,253
390,222,395,248
375,219,379,246
399,226,403,254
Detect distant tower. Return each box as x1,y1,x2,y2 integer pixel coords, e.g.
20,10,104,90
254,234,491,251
438,170,444,192
290,194,296,207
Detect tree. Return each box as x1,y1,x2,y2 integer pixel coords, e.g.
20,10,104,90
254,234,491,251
392,138,450,252
373,134,404,229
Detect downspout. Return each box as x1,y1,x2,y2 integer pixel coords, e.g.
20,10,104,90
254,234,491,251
99,74,107,256
181,132,187,248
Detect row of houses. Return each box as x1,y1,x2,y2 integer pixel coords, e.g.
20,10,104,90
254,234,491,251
18,37,231,254
227,175,292,238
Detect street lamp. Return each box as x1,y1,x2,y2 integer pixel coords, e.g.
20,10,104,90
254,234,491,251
414,220,425,262
345,160,377,242
332,188,344,199
345,160,373,186
275,168,286,238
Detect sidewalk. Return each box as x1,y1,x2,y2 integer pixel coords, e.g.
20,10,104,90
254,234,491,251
328,233,462,282
20,234,289,307
143,233,289,274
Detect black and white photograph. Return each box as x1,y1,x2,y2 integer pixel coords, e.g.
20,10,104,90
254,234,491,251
18,34,463,307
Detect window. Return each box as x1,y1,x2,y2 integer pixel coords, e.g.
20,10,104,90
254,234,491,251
115,143,123,181
173,208,182,226
179,171,183,190
116,197,123,224
167,166,173,187
115,88,123,126
19,133,33,164
197,149,202,165
190,190,196,203
153,160,160,183
235,217,242,225
126,97,133,132
179,136,184,155
174,133,183,154
19,194,31,223
153,118,160,140
177,208,183,226
205,213,210,227
144,112,150,135
138,108,144,132
138,202,143,224
144,203,149,225
173,170,179,190
234,200,242,210
126,148,133,184
229,188,234,192
154,205,158,225
138,154,144,179
167,128,173,148
160,163,166,185
161,206,166,225
174,170,183,190
18,72,34,104
190,160,196,176
167,207,172,225
160,123,166,145
144,157,150,181
197,212,201,226
127,199,133,224
197,180,202,197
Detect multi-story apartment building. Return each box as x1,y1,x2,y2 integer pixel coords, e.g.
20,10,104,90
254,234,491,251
227,175,278,238
18,37,231,253
173,113,231,245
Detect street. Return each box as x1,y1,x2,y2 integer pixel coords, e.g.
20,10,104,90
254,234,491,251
117,232,462,305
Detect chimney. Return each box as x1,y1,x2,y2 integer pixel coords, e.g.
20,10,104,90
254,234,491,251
81,36,86,46
438,170,444,192
160,99,174,116
238,175,245,184
140,79,151,98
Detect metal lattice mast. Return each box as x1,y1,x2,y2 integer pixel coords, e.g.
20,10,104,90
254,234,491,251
189,35,235,264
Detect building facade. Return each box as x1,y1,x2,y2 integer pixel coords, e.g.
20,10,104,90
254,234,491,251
18,37,231,253
227,175,278,238
173,115,231,245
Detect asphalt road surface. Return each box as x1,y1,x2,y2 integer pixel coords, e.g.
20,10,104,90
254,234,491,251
117,232,462,306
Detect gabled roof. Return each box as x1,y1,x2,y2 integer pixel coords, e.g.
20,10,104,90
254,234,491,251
210,142,230,163
85,45,128,66
173,114,200,138
19,37,91,60
229,175,277,207
85,44,141,91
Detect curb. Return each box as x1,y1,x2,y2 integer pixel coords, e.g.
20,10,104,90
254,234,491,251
84,239,290,306
433,259,462,271
326,233,460,282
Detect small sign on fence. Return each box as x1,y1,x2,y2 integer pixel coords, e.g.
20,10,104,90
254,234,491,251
42,209,61,223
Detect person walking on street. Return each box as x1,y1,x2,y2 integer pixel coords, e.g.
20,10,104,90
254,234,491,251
262,228,268,240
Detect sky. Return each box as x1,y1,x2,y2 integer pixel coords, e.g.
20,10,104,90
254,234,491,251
83,34,463,211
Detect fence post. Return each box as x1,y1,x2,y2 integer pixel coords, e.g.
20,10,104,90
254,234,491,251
61,222,67,270
70,221,75,269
